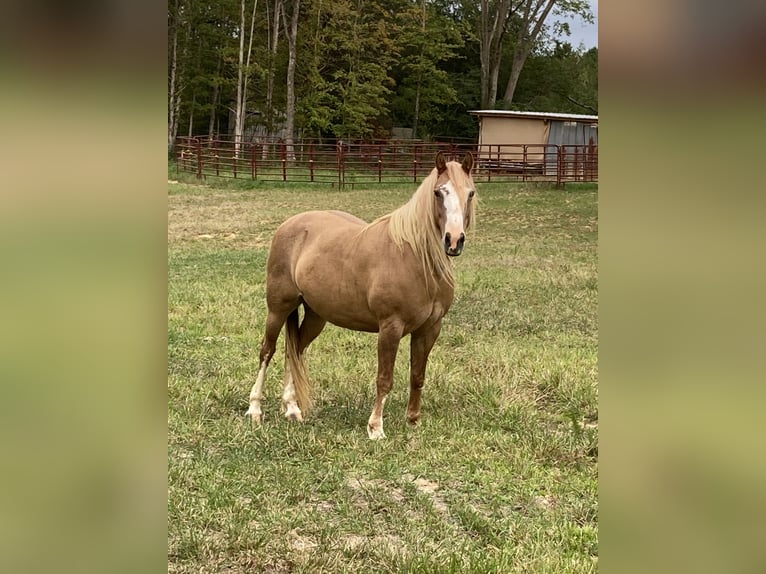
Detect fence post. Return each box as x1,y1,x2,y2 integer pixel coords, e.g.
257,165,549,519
309,142,315,182
574,146,580,181
522,145,528,183
378,144,382,183
337,141,344,189
487,144,492,183
281,143,287,181
196,138,202,179
587,137,595,181
233,152,238,178
413,144,421,183
557,146,563,188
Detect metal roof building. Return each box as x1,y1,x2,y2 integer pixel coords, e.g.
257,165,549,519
468,110,598,179
469,110,598,148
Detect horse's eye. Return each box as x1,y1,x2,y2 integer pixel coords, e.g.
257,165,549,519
468,190,475,199
434,189,443,198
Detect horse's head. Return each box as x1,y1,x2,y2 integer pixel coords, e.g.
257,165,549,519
434,151,476,257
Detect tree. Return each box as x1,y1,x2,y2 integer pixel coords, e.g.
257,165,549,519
283,0,300,157
501,0,591,105
298,0,396,139
166,0,597,147
473,0,592,108
477,0,512,108
391,0,465,138
264,0,283,139
510,43,598,113
234,0,260,157
168,0,188,153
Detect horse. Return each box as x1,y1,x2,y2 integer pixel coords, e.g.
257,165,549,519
245,151,476,439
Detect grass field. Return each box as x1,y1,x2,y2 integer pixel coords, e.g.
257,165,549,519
167,173,598,573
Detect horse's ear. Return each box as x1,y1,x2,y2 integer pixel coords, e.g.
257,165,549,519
435,152,447,174
462,152,474,174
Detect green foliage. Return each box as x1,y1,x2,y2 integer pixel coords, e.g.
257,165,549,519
297,0,398,138
388,0,466,139
169,0,597,142
511,44,598,114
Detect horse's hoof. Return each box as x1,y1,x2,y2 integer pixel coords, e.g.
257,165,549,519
245,409,262,424
285,408,303,422
406,413,421,426
367,425,386,440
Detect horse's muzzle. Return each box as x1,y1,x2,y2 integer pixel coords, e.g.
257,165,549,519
445,232,465,257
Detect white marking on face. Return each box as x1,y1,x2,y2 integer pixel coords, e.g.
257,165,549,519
441,181,465,245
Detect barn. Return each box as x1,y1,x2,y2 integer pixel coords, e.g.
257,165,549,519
468,110,598,178
470,110,598,147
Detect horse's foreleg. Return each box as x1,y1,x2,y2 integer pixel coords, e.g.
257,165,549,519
406,320,442,426
367,321,404,440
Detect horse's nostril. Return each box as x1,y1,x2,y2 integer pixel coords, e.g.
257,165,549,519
457,233,465,248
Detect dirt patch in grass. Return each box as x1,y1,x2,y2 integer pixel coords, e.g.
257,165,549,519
346,476,406,507
168,196,277,248
403,473,450,517
289,529,319,553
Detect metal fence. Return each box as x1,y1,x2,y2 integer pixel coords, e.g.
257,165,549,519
175,137,597,187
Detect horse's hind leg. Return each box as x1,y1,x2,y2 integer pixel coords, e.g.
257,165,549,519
246,305,296,423
282,305,326,421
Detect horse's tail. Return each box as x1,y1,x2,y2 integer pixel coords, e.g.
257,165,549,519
285,308,313,414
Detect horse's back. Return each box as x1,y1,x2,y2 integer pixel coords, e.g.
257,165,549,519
270,210,366,254
276,210,365,235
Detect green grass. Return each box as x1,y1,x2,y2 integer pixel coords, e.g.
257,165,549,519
168,177,598,573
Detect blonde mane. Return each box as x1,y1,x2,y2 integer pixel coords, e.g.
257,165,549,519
367,161,474,287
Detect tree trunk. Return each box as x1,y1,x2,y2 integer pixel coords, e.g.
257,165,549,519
479,0,491,108
234,0,245,156
284,0,299,160
413,81,421,138
243,0,258,142
503,49,527,104
489,51,501,106
478,0,512,108
187,91,195,137
412,0,426,137
501,0,557,104
234,0,259,157
208,53,222,144
168,6,180,154
263,0,282,159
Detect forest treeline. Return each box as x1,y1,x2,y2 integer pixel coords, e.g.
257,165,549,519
168,0,597,151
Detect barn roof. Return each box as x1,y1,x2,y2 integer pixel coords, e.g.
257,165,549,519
469,110,598,123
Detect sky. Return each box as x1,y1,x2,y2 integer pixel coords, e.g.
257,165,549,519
557,0,598,50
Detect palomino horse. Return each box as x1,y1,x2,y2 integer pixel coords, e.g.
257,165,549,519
245,152,476,439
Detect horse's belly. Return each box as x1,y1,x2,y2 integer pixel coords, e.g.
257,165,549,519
301,292,380,332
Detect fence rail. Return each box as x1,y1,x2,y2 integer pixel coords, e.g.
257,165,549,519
175,137,597,187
